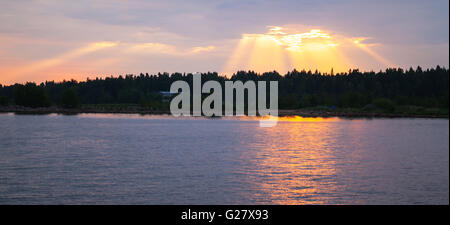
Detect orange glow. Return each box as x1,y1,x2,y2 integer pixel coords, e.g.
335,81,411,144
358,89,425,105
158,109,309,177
224,26,394,75
276,116,340,122
238,115,340,122
247,34,287,74
2,41,118,84
224,27,352,74
236,117,345,204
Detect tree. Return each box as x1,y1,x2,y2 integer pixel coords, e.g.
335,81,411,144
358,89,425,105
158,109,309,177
60,88,80,108
0,66,447,112
13,83,51,107
0,95,8,106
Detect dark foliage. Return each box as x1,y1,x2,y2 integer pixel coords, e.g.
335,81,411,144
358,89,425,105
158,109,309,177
60,88,80,108
0,66,448,110
0,95,8,106
12,83,51,108
373,98,396,112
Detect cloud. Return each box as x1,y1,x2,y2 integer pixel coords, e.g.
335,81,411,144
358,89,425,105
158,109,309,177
191,46,216,53
127,42,178,55
125,43,216,55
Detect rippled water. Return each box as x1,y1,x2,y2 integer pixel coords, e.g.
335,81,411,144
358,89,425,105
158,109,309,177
0,113,448,204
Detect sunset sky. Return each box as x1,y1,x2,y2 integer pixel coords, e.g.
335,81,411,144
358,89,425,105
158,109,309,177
0,0,448,85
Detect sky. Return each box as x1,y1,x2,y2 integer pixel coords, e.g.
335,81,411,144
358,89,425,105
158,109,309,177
0,0,448,85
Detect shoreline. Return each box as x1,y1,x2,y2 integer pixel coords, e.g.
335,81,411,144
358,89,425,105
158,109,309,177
0,106,448,119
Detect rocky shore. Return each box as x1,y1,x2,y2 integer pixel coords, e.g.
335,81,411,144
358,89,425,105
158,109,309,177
0,105,169,115
1,105,448,118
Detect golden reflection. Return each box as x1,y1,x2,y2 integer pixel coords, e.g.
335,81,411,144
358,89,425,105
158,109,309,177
237,115,340,123
238,117,344,204
276,116,340,122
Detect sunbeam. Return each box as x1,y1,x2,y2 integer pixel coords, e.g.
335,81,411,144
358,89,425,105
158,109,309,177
224,26,395,75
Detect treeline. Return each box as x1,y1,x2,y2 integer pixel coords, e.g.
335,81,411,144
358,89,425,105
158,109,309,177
0,66,448,113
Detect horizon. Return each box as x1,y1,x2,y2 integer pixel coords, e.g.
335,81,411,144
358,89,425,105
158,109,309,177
1,65,447,86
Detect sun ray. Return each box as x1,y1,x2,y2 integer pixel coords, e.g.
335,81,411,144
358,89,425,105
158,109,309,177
223,26,393,75
351,38,395,68
223,35,256,76
247,34,287,73
5,41,118,83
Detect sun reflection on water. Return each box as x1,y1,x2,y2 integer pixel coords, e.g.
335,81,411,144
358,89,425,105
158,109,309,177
237,118,349,204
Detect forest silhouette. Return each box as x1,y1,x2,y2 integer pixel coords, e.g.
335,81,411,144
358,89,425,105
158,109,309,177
0,66,448,115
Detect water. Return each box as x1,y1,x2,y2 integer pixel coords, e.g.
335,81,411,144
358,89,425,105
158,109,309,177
0,113,448,204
